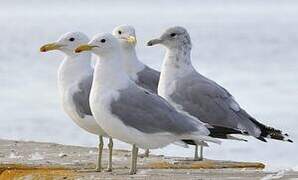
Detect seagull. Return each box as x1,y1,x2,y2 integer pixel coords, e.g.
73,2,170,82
112,25,161,157
75,33,220,174
147,26,293,160
40,32,113,172
112,25,242,161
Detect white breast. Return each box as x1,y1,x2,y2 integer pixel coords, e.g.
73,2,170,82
89,88,135,145
158,65,177,99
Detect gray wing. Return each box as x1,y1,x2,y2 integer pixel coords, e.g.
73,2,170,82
72,74,93,118
135,66,160,93
110,84,203,135
170,71,259,136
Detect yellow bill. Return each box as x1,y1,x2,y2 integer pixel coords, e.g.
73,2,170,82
126,36,137,44
75,44,96,53
40,43,63,52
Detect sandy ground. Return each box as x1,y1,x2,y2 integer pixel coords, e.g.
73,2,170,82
0,139,297,179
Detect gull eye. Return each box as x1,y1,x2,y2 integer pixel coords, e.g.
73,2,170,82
100,39,106,43
170,33,176,37
69,37,75,41
118,30,122,35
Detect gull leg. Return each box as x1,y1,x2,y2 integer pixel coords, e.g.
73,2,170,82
194,145,203,161
200,145,203,160
194,144,199,160
95,135,104,172
106,137,113,172
144,149,150,157
129,144,138,175
129,144,136,175
133,147,139,174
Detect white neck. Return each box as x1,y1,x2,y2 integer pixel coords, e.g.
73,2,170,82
158,47,195,96
161,47,194,78
92,53,130,93
121,46,145,80
58,53,93,92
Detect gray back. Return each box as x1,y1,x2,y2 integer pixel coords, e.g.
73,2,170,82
110,84,200,135
135,66,160,93
72,73,93,118
170,71,258,136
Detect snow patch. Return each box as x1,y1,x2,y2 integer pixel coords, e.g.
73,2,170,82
292,165,298,172
261,169,288,180
9,152,22,159
28,152,44,161
58,152,67,158
88,150,95,154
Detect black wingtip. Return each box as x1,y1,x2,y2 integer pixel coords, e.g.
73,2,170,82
257,136,267,142
181,139,196,145
287,139,293,143
242,131,249,135
249,117,292,143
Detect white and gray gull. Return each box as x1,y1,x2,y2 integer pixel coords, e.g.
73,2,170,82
147,26,293,159
75,33,220,175
112,25,161,157
112,25,237,160
40,32,114,172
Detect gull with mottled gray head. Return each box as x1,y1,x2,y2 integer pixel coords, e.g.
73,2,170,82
147,26,293,160
40,32,114,172
75,33,220,174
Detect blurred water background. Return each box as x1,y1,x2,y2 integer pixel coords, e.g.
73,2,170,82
0,0,297,171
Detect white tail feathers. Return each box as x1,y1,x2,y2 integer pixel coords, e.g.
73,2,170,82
172,141,189,148
226,135,248,142
196,141,209,147
198,135,221,144
184,135,221,145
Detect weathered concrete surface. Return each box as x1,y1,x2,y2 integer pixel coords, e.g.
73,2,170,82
0,139,297,179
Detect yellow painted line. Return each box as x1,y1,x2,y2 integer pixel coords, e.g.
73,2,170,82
145,160,265,169
0,164,76,180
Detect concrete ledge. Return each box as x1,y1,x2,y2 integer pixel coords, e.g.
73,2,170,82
146,160,265,169
0,139,296,179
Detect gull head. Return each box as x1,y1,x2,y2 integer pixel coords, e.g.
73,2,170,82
147,26,192,50
112,25,137,48
75,33,121,57
40,32,89,56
